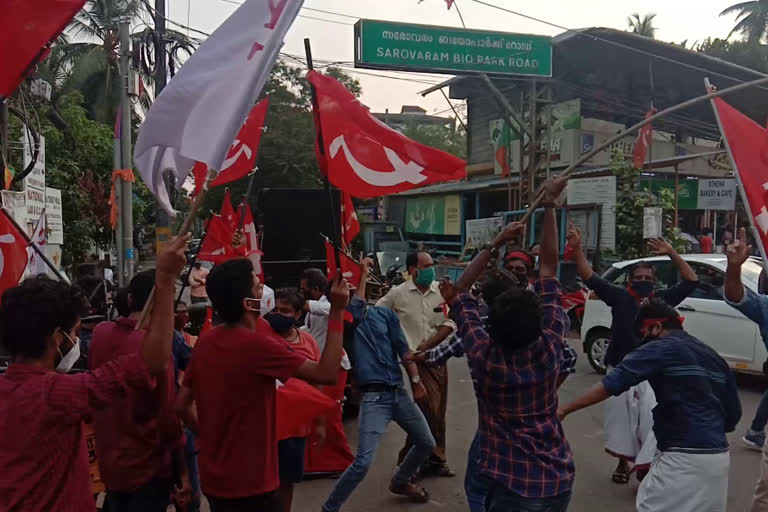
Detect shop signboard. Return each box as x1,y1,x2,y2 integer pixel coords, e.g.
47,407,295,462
405,194,461,235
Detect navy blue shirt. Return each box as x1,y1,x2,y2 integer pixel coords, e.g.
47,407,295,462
347,296,409,387
603,330,741,452
586,274,697,366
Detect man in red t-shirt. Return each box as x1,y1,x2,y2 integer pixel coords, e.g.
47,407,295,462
89,270,190,512
176,258,348,512
0,236,189,512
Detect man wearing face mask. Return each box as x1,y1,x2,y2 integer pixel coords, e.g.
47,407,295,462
569,228,698,484
0,235,189,512
559,300,740,512
89,270,191,511
376,251,456,476
175,258,347,512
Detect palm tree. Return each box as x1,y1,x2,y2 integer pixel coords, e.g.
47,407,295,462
627,13,657,38
720,1,768,43
60,0,196,122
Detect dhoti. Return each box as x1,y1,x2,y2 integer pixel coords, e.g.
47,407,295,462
604,379,657,467
637,450,729,512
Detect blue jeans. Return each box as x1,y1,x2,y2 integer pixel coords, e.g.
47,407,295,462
485,481,571,512
184,426,201,512
752,390,768,432
465,433,490,512
322,389,435,512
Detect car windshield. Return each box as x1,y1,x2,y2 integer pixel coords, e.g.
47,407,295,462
741,260,763,286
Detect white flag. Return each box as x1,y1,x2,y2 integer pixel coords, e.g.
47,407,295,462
26,208,47,276
134,0,303,214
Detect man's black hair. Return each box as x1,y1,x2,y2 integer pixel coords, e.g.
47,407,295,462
480,270,524,306
634,298,684,334
486,286,542,352
207,258,254,324
128,270,155,312
275,287,304,312
629,262,656,280
302,268,328,294
114,287,131,317
406,252,419,271
0,276,88,359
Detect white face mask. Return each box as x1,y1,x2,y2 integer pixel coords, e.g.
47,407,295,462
245,285,275,316
56,332,80,374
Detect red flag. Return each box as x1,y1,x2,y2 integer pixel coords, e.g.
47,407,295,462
220,190,238,232
276,378,337,440
495,146,511,177
341,192,360,248
632,108,656,169
0,0,87,97
308,70,465,198
197,215,235,264
0,210,29,298
193,98,269,196
199,307,213,336
711,97,768,258
240,202,264,282
325,238,362,288
445,0,455,9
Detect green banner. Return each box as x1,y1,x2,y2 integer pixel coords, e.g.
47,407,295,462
405,195,461,235
640,179,698,210
355,19,552,77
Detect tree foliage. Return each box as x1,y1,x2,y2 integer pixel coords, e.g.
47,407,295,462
627,13,657,38
202,63,362,215
720,0,768,43
400,122,466,159
695,37,768,72
611,154,686,260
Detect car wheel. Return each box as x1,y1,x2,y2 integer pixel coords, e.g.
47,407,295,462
585,329,610,375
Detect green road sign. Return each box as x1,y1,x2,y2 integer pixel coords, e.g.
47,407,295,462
354,19,552,77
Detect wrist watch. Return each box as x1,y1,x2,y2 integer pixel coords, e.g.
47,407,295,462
411,375,422,385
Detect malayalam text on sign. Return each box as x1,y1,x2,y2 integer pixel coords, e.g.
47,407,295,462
355,19,552,77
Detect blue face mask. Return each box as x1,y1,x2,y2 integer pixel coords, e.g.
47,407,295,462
263,312,296,333
414,267,435,286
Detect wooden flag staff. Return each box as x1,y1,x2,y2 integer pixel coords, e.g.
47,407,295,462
517,74,768,225
135,169,216,330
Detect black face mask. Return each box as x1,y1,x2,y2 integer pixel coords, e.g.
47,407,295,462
263,312,296,333
630,280,655,298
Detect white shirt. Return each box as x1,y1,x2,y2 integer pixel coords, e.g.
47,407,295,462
104,268,114,282
302,295,351,370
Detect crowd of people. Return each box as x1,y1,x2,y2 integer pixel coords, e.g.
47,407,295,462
2,177,768,512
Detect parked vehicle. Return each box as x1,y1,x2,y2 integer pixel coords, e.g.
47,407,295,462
562,281,588,333
580,254,765,374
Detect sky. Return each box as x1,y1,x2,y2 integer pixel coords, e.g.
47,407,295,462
166,0,743,118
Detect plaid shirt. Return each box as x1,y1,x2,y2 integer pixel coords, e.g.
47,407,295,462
453,278,575,498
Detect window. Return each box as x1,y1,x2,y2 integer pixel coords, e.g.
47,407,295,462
688,263,724,301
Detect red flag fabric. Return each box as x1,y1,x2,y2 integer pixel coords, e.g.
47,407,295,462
0,210,30,298
712,97,768,258
304,368,354,474
325,238,362,288
632,108,656,169
197,215,236,264
276,378,337,441
192,98,269,196
240,202,264,282
445,0,455,9
0,0,87,97
495,146,511,177
199,307,213,336
308,70,466,198
220,190,238,233
341,192,360,248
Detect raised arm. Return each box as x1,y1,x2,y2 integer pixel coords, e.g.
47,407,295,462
293,276,349,385
144,235,189,375
568,226,594,282
725,227,751,304
539,177,568,279
453,222,526,294
648,238,698,283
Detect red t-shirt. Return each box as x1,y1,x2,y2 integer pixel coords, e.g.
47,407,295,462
700,235,713,254
183,318,306,498
284,330,320,362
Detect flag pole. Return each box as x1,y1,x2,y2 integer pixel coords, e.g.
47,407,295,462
518,74,768,226
305,38,342,268
0,207,67,283
705,77,768,269
238,171,257,230
135,168,216,330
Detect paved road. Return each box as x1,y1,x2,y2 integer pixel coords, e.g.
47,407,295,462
284,338,768,512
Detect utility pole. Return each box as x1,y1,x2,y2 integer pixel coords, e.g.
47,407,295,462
153,0,173,253
114,114,124,286
119,21,135,282
0,100,8,165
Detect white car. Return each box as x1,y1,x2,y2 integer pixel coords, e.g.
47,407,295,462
580,254,766,374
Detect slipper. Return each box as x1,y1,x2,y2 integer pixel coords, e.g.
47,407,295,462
433,464,456,478
612,470,630,484
389,482,430,503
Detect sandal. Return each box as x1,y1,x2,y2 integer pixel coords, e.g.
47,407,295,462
389,482,431,503
612,460,631,484
433,464,456,478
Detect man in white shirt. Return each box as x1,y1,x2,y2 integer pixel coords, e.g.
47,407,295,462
377,252,456,476
300,268,351,369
